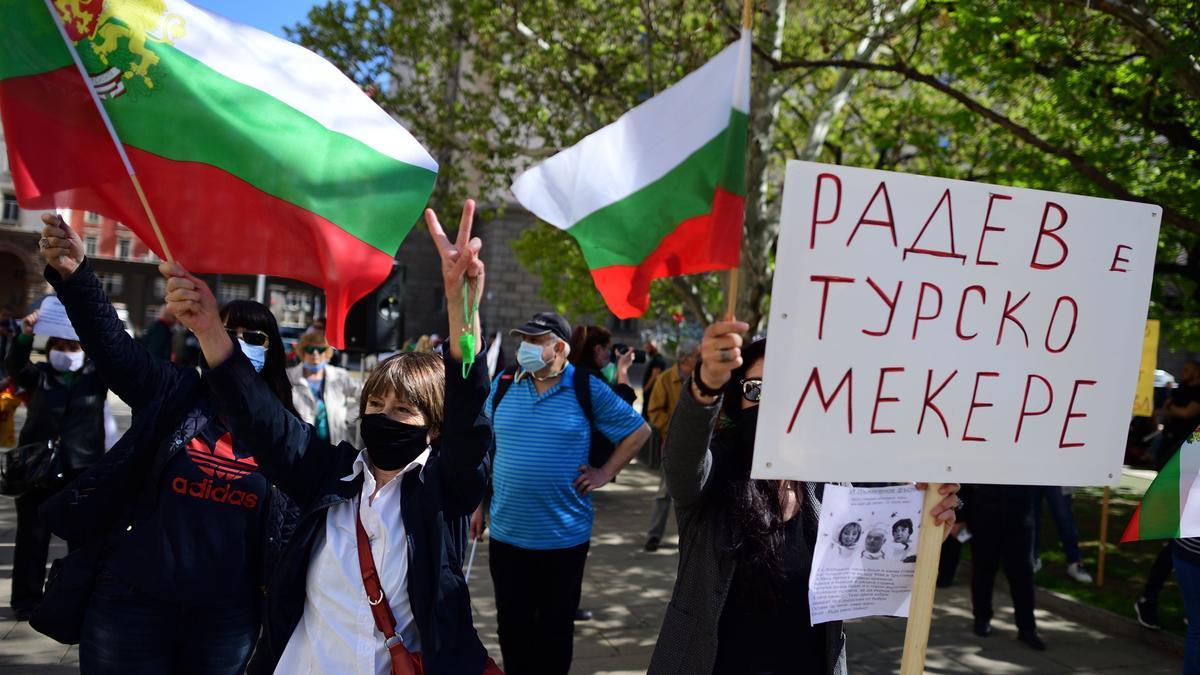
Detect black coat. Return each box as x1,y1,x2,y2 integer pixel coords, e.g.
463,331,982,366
5,335,107,470
38,259,296,598
203,346,493,675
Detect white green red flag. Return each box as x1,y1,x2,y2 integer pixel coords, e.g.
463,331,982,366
0,0,438,347
1122,437,1200,542
511,30,751,318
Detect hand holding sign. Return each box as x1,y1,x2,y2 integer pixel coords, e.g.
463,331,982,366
20,310,37,336
39,214,85,280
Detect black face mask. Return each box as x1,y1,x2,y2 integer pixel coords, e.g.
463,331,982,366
359,414,429,471
726,405,760,479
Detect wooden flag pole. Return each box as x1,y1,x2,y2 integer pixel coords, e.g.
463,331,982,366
130,174,174,262
900,483,948,675
1098,486,1111,587
726,0,752,321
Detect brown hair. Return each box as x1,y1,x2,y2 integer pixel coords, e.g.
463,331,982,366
359,352,445,437
568,324,612,369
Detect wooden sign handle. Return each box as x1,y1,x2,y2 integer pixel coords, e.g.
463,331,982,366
900,482,947,674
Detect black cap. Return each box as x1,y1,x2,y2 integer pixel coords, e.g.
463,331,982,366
510,312,571,343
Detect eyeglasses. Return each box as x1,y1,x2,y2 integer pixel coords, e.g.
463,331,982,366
741,378,762,403
302,345,330,355
226,328,270,347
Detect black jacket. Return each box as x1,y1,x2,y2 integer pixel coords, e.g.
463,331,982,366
38,259,295,598
6,334,107,470
203,346,493,675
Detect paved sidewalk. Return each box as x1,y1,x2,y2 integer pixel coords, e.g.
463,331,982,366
0,395,1184,673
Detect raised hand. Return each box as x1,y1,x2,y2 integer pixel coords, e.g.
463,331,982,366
20,310,39,336
39,214,85,278
425,199,485,361
159,261,220,337
424,199,485,302
695,319,751,395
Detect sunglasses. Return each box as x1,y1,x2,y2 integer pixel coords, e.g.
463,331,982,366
302,345,330,355
742,378,763,403
226,328,270,347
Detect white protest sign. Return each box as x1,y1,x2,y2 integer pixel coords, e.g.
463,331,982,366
32,296,79,341
753,161,1160,486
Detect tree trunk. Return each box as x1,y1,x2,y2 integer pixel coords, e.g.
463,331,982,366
738,0,919,331
737,0,788,331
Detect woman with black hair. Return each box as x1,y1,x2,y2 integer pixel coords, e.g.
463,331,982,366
569,324,637,404
5,310,108,619
647,320,961,675
35,213,298,674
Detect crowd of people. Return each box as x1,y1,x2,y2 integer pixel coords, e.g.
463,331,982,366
4,202,1195,673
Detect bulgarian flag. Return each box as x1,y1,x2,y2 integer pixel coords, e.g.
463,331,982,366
1122,438,1200,542
511,30,751,318
0,0,438,347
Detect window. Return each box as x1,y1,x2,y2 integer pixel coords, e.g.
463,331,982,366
84,234,98,257
1,194,18,222
153,277,166,298
217,283,251,305
116,237,132,259
96,272,123,295
84,211,101,225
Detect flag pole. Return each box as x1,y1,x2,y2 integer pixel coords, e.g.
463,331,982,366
40,0,174,262
900,484,947,675
728,0,752,321
1098,486,1111,586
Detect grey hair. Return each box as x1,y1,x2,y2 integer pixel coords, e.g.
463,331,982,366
675,339,700,362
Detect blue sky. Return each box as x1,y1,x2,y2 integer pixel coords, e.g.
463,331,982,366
192,0,324,37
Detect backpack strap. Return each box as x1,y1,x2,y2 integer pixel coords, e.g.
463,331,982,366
490,366,519,419
572,368,596,429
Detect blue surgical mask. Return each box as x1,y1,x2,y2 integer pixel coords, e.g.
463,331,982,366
516,341,549,373
302,361,326,374
239,339,267,373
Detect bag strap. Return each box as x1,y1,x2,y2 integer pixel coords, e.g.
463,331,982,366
572,369,596,428
490,366,518,418
355,505,421,675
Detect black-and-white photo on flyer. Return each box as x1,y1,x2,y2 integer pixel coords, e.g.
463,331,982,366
808,484,924,624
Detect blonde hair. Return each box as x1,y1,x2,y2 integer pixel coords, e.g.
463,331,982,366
359,352,445,436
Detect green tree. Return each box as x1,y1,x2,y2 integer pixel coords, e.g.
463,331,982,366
292,1,1199,344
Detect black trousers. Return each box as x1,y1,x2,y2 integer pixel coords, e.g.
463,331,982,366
970,522,1037,632
489,538,589,675
1145,542,1175,601
11,474,81,612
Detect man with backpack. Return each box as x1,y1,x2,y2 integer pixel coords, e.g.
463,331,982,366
471,311,650,675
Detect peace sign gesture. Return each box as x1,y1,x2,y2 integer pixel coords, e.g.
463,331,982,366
425,199,485,361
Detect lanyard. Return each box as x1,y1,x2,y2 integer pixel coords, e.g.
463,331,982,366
458,281,478,379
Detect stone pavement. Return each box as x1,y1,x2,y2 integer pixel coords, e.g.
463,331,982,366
0,396,1184,673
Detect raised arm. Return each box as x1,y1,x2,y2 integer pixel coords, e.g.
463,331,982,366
424,199,490,516
161,262,351,507
4,312,40,391
663,320,749,508
39,214,182,409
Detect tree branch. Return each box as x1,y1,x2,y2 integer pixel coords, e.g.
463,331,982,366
768,56,1200,233
670,276,714,325
1071,0,1200,101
